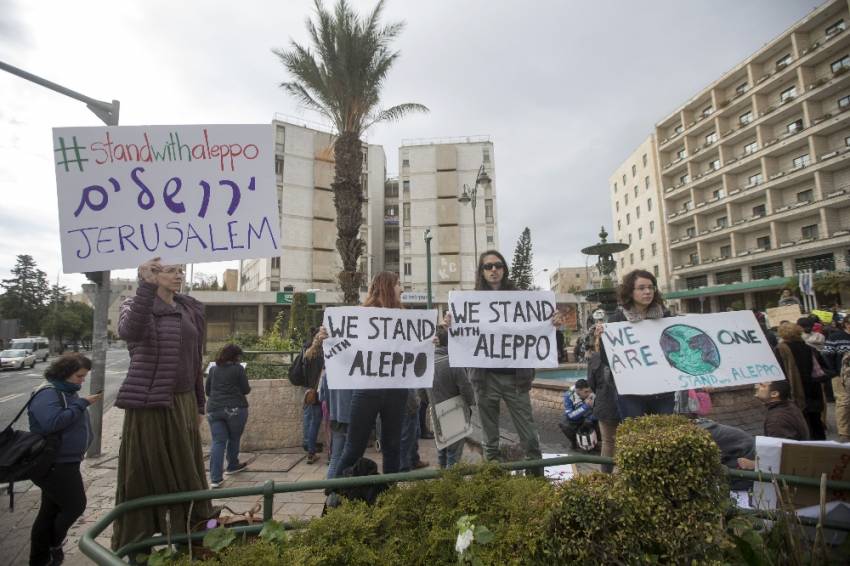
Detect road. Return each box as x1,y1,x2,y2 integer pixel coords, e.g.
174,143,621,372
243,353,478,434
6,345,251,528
0,348,130,430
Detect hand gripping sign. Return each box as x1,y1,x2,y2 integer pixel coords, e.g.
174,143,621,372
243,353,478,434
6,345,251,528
447,290,559,369
322,307,438,389
52,124,280,272
600,311,784,395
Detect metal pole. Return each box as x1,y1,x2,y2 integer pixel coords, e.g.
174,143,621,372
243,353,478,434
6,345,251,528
470,183,478,261
424,228,433,310
0,60,119,458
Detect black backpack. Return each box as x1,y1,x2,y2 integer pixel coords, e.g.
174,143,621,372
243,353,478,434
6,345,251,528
288,346,308,387
0,386,65,510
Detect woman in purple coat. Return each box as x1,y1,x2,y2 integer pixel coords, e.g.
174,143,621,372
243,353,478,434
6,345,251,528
111,258,214,550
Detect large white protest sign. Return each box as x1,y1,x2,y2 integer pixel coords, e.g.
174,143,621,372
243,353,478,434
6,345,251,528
601,311,783,395
322,306,437,389
52,124,280,272
447,291,558,369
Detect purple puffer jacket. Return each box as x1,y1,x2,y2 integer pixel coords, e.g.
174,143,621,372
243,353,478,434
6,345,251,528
115,281,206,414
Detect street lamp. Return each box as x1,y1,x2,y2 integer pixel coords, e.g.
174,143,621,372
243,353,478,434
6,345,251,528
457,163,492,262
424,227,433,310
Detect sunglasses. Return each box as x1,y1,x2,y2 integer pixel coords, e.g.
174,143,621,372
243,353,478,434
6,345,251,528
482,262,505,271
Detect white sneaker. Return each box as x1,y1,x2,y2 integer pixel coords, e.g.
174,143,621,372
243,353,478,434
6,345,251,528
210,481,222,489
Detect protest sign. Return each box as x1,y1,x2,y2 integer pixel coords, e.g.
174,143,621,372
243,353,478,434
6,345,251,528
600,311,783,395
765,304,802,328
53,124,280,272
322,306,437,389
447,291,558,369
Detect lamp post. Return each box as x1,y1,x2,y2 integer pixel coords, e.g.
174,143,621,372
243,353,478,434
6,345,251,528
457,163,492,263
1,60,119,458
424,228,433,310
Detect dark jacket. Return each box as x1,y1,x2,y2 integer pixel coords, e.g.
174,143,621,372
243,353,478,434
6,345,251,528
587,352,620,422
764,399,810,441
115,281,207,413
433,346,475,407
205,363,250,413
823,328,850,373
27,385,91,464
695,418,755,491
778,340,826,413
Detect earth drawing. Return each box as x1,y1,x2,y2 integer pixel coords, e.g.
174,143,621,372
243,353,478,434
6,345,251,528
659,324,721,376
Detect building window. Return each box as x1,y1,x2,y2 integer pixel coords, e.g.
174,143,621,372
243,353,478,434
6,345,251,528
779,86,797,103
792,154,810,169
402,179,410,193
786,119,803,134
614,182,618,193
743,141,758,155
686,226,696,237
625,194,629,205
402,158,410,167
679,173,690,185
402,203,410,224
640,249,645,260
739,111,753,125
636,206,641,219
846,136,850,147
748,173,763,186
826,19,846,35
633,186,638,197
756,235,771,249
617,220,621,230
632,164,637,177
801,224,819,239
615,201,619,212
271,257,281,269
736,82,748,96
676,147,686,159
622,174,627,185
484,199,494,221
486,230,494,244
752,204,766,217
796,188,813,203
653,265,659,277
702,105,713,117
776,54,792,68
651,243,657,256
839,95,850,109
674,124,684,134
275,126,286,154
831,55,850,73
275,157,284,178
626,213,631,225
642,154,648,167
712,188,726,199
689,252,699,264
705,131,718,145
629,253,634,265
683,199,693,211
404,262,412,276
628,234,632,244
483,147,490,163
645,176,650,189
647,197,652,211
708,158,720,171
649,220,655,234
620,258,625,269
638,227,643,240
716,216,727,228
720,245,731,259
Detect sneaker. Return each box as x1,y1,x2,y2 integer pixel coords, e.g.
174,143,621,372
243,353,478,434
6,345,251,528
210,481,222,489
306,453,319,464
224,462,248,476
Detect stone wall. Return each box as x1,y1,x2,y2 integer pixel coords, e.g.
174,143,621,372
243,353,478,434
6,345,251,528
200,379,326,450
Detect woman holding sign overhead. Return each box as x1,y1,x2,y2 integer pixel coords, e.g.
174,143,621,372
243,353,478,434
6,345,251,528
332,271,410,477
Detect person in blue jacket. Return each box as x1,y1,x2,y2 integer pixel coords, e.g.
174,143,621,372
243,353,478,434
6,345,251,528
27,353,102,566
558,379,597,450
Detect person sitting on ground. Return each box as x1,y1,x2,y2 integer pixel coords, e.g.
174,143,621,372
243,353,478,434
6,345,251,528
558,379,597,451
691,417,755,490
431,325,476,468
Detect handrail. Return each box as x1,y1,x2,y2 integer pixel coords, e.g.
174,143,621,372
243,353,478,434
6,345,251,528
79,455,850,564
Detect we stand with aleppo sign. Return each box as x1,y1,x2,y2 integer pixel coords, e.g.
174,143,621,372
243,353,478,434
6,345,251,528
52,124,280,272
322,307,438,389
601,311,783,395
448,290,558,368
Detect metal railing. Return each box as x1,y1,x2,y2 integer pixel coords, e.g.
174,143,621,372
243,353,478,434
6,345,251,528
79,456,850,564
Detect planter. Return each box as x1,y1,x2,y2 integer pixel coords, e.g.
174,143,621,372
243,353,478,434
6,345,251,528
200,379,325,450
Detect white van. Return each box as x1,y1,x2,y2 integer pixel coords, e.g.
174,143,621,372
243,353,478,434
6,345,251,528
10,336,50,362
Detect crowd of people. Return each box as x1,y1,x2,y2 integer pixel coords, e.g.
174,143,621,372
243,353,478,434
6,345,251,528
19,252,849,563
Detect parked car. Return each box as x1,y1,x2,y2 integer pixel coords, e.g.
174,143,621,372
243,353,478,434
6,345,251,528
9,336,49,362
0,349,37,370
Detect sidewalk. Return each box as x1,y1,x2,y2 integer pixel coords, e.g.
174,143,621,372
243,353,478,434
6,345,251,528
3,402,570,565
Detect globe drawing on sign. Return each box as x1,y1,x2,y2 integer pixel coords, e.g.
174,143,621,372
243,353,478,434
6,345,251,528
659,324,721,376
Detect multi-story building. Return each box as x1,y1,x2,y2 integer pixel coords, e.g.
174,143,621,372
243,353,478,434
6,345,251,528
396,137,498,295
609,135,671,292
613,0,850,313
239,118,386,292
80,278,138,336
549,266,602,294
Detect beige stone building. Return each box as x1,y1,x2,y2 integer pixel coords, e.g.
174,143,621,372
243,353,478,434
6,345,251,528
222,269,238,291
609,135,671,292
239,118,386,293
549,266,601,294
80,278,138,336
613,0,850,312
396,137,498,295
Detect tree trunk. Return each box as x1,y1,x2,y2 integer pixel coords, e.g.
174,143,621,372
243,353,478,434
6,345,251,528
333,131,365,305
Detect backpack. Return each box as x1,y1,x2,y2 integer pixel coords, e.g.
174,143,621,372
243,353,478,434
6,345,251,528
288,346,308,387
576,422,598,452
0,385,66,510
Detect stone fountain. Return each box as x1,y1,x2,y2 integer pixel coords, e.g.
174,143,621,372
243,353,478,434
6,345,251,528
580,226,630,317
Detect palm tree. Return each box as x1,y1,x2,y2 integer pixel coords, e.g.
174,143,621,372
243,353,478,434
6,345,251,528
274,0,428,304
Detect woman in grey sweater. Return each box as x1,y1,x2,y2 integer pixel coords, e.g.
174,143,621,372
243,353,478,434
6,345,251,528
206,344,251,488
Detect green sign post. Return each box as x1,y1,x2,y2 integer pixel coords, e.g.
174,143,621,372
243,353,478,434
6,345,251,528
276,292,316,305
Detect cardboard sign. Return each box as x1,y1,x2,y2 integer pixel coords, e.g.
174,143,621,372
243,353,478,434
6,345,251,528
322,306,437,389
765,304,803,328
447,290,558,369
430,395,473,450
811,309,834,324
53,124,280,272
600,311,783,395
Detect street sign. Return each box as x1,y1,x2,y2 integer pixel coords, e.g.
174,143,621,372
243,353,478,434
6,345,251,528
276,292,316,304
401,291,436,304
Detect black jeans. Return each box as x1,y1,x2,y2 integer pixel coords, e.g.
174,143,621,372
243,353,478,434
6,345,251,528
30,462,87,566
335,389,407,476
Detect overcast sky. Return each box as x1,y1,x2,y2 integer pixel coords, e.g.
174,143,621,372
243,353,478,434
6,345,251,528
0,0,820,292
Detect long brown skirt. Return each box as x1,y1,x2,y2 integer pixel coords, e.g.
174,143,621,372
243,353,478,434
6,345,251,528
111,391,213,551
